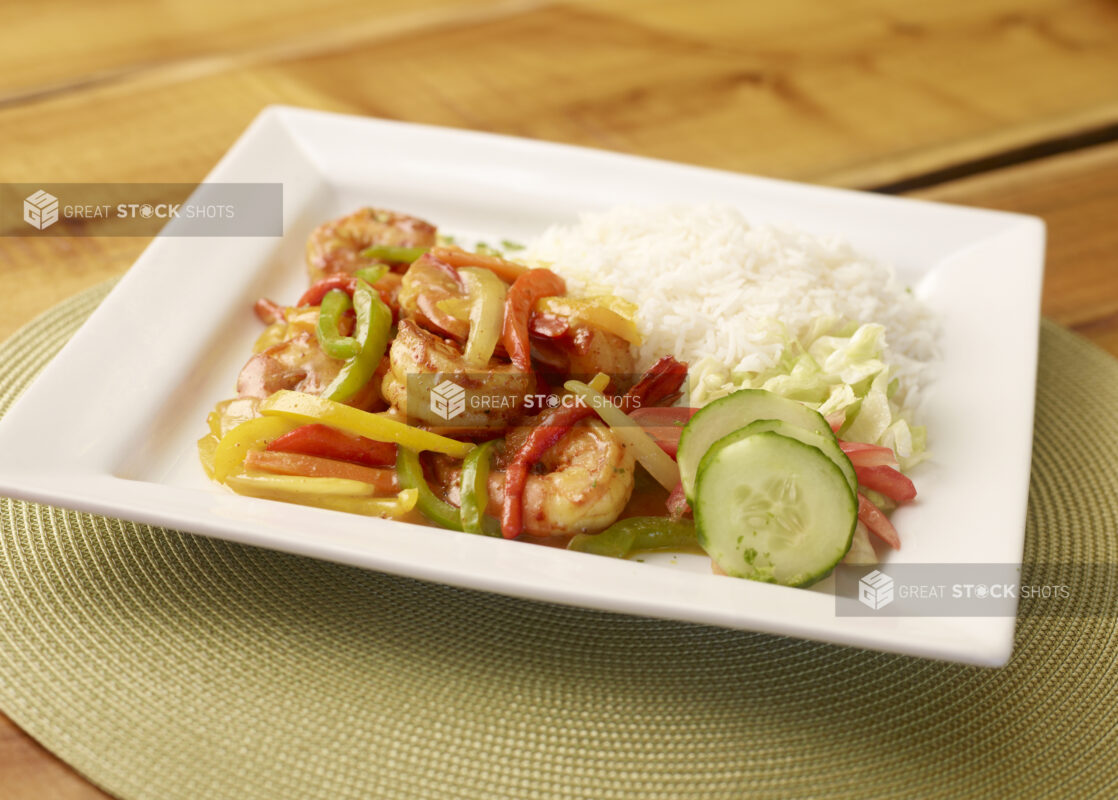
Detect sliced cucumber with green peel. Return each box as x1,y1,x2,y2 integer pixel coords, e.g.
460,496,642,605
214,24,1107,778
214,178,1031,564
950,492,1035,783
694,430,857,586
678,389,834,501
734,419,857,495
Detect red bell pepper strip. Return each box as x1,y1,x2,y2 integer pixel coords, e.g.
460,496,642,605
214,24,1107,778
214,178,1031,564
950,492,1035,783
245,450,399,492
297,268,395,314
266,423,396,467
529,312,570,339
854,464,917,504
501,269,566,371
299,275,356,307
619,356,689,412
500,405,587,538
629,406,696,459
499,355,689,538
254,297,284,324
431,246,527,284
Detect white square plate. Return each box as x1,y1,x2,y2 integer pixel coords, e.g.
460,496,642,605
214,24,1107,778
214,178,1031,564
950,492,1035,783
0,107,1044,666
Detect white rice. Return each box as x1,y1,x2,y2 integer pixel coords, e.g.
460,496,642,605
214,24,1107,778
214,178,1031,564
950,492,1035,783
522,205,938,409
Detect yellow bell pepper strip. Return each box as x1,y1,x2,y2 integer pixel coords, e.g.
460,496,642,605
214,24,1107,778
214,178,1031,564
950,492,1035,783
207,396,262,438
322,278,393,403
587,373,611,393
459,267,509,369
568,517,697,559
311,489,418,518
230,472,379,497
211,415,299,483
226,472,418,518
315,289,360,360
260,390,474,458
564,380,681,491
359,245,429,264
396,448,462,531
459,440,501,536
197,433,219,479
534,296,643,346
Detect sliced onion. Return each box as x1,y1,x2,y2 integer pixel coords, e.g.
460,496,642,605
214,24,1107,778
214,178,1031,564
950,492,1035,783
459,267,508,368
564,380,681,491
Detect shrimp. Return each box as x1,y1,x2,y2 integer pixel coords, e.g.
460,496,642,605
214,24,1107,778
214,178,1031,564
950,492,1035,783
397,252,470,341
382,319,534,434
429,418,635,537
306,207,437,283
397,247,533,342
237,332,342,399
533,325,637,386
491,419,635,537
237,308,387,410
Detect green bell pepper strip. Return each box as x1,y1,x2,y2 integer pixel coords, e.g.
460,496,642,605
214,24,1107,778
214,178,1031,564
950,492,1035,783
567,517,697,559
459,440,501,537
359,245,429,264
315,289,360,360
354,264,388,284
396,447,462,530
323,279,392,403
315,265,389,359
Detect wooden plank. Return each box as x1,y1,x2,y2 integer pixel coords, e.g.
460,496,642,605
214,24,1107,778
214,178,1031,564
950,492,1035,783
3,0,1117,187
0,714,112,799
0,0,526,100
577,0,1118,188
912,141,1118,351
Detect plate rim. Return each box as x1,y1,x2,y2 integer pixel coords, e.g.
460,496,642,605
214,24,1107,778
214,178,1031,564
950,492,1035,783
0,105,1046,667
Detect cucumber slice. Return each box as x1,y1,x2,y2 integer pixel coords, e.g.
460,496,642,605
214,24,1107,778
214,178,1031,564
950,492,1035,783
735,419,857,495
678,389,834,501
694,430,856,586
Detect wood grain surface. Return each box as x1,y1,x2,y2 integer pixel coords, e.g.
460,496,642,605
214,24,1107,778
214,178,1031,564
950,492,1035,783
1,0,1116,797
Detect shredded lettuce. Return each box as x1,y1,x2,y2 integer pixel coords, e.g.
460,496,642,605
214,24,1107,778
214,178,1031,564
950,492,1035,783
692,321,927,470
842,522,878,566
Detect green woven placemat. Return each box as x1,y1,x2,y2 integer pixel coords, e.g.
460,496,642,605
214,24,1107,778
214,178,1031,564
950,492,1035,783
2,282,1117,800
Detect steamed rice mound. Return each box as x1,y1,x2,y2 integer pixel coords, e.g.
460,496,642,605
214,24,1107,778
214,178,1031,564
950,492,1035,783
522,205,938,412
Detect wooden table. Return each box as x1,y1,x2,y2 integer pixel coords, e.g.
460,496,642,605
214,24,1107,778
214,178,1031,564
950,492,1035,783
1,1,1116,796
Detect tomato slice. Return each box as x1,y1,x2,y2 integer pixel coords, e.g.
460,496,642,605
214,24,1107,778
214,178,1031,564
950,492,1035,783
839,441,899,469
628,406,697,459
666,481,690,519
857,493,901,550
854,464,917,503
